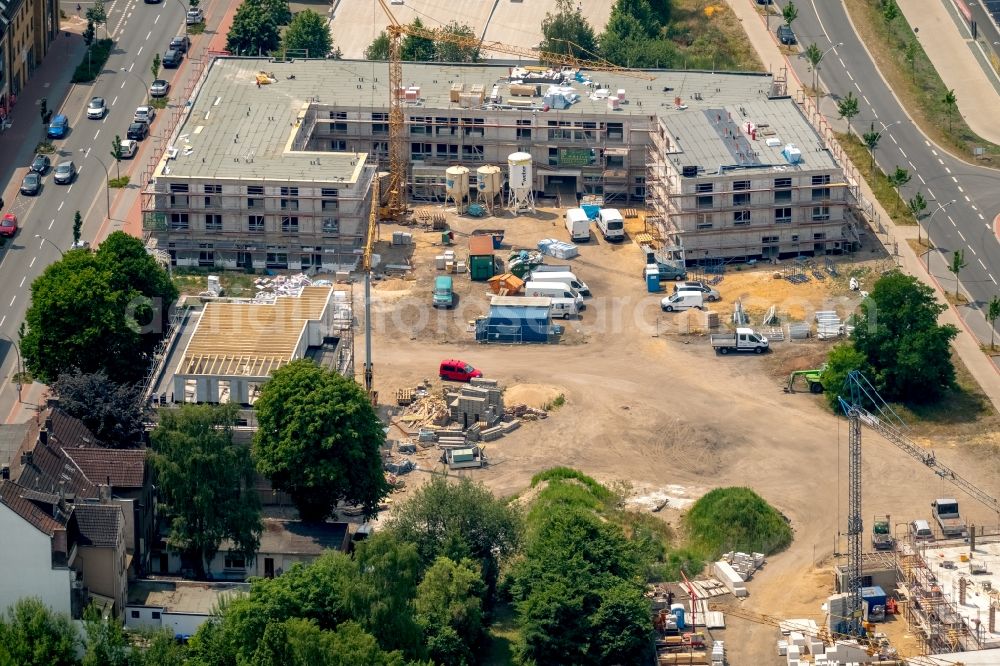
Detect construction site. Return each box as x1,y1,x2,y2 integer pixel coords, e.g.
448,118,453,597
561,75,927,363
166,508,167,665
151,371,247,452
137,3,1000,663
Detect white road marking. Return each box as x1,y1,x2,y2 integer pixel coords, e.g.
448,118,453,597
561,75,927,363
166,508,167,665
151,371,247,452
891,134,898,144
154,13,159,23
908,161,915,170
931,148,938,155
19,276,25,288
121,80,127,89
949,216,956,226
863,94,871,105
980,213,986,220
839,58,846,67
952,176,958,183
918,174,926,184
945,167,952,174
112,95,118,106
68,184,74,192
968,245,976,256
872,109,879,119
979,258,987,269
0,316,5,328
957,185,964,192
8,296,14,307
847,70,854,81
29,256,36,268
899,148,906,158
94,130,100,140
938,158,944,165
147,30,152,39
57,201,64,211
964,195,971,202
854,82,861,92
47,219,53,230
957,229,966,241
991,274,998,285
928,188,935,198
137,46,142,56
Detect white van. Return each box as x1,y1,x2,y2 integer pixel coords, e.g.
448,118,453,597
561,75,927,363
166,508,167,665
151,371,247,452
529,270,591,296
523,281,584,308
597,208,625,242
910,519,934,542
565,208,591,242
660,291,704,312
550,297,580,319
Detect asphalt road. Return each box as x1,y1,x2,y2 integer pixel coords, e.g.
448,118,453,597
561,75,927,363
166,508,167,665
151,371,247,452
771,0,1000,332
0,0,190,418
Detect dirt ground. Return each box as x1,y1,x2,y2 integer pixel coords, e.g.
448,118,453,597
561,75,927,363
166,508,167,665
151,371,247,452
361,203,1000,665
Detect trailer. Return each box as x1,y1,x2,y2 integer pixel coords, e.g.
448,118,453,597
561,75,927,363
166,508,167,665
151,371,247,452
710,328,769,355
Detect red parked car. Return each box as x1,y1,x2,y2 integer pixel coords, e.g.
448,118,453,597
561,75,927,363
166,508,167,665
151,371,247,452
0,213,17,238
439,359,482,382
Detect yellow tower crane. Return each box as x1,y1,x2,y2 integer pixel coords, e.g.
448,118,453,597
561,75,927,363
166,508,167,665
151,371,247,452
361,175,379,402
374,0,654,221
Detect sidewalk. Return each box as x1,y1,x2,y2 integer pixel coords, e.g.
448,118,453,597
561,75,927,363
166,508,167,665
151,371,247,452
896,0,1000,147
112,0,240,240
0,32,86,206
725,0,1000,412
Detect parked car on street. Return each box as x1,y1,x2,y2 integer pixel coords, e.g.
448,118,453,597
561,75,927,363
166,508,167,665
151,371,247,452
0,213,17,237
53,161,76,184
777,24,796,45
673,281,721,301
162,48,183,68
20,172,41,196
185,8,203,24
134,106,156,124
127,122,149,140
47,114,68,139
30,154,51,174
170,35,190,53
150,79,170,97
119,139,138,159
87,97,107,119
439,360,482,382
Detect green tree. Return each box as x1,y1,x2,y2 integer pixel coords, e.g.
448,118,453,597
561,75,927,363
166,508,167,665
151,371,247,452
226,0,281,56
862,123,881,172
0,598,79,666
365,31,390,60
881,0,900,28
39,97,50,131
130,629,189,665
86,0,107,37
942,88,958,131
21,232,177,384
435,21,480,62
541,0,597,59
151,403,261,579
648,0,671,26
415,557,485,665
600,12,671,67
804,43,825,109
51,370,147,447
908,191,927,221
837,91,859,135
609,0,660,38
252,359,390,521
387,475,521,602
82,605,129,666
949,249,966,298
72,210,83,246
823,343,869,408
262,0,291,25
851,271,958,402
83,20,95,49
110,134,124,179
904,39,918,82
151,53,160,81
988,296,1000,351
281,9,336,58
592,583,655,664
401,18,435,61
782,0,797,26
888,165,910,213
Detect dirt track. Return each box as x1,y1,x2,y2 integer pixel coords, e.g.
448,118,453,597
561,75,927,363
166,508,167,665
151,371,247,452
364,208,1000,664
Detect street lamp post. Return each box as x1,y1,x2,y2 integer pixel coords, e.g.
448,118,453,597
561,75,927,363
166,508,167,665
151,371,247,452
0,333,23,403
924,199,958,271
168,0,188,36
869,120,904,172
34,234,66,256
121,66,150,105
80,149,112,222
812,43,843,113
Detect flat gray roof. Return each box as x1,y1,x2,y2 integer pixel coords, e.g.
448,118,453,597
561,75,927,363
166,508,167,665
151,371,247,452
156,59,369,183
666,99,837,173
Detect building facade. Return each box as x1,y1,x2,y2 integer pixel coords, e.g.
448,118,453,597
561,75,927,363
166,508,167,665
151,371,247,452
147,58,854,266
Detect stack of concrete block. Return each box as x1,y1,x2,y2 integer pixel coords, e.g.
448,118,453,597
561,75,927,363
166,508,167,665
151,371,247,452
710,640,724,666
826,593,850,635
466,424,481,442
436,432,469,450
449,381,504,429
480,425,506,441
502,419,521,433
712,560,747,597
722,551,765,580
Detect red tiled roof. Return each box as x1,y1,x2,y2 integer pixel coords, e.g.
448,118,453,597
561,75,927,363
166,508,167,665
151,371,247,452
62,448,147,489
0,480,64,536
15,441,97,499
49,409,103,449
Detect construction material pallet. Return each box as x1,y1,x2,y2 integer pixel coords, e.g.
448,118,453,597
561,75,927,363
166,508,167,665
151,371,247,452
396,389,415,406
622,208,639,219
786,273,810,284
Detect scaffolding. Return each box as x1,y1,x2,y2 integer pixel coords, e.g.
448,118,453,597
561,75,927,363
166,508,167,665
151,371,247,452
895,539,971,655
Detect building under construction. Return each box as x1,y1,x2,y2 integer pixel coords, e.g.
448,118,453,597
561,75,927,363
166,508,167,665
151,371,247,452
143,57,854,269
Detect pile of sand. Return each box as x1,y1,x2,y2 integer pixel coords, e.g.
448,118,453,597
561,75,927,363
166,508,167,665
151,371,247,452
374,278,414,291
504,383,564,409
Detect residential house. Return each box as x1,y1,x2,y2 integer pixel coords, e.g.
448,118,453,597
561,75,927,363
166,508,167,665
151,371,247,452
126,579,248,639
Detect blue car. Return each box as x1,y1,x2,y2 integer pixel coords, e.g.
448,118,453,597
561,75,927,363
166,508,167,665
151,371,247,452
47,114,68,139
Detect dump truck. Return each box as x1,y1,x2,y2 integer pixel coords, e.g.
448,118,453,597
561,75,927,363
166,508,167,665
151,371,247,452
931,499,968,538
872,515,894,551
710,328,769,354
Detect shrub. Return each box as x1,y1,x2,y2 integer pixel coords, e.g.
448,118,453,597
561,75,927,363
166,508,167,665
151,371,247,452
73,38,115,83
684,487,792,559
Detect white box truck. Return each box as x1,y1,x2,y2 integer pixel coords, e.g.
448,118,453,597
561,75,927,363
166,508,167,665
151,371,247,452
597,208,625,242
565,208,591,242
528,270,591,296
523,281,585,309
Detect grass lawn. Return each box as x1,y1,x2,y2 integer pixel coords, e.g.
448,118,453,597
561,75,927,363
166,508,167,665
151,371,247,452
483,602,518,666
172,270,257,296
837,132,917,226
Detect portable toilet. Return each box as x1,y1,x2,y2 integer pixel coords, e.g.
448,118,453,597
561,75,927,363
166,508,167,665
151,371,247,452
645,266,662,293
